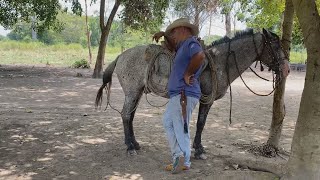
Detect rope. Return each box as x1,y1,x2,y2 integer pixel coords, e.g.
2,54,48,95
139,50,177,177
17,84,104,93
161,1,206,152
226,41,233,124
104,85,141,116
225,32,285,124
200,51,217,105
249,67,270,81
144,48,174,108
232,51,277,96
145,46,217,106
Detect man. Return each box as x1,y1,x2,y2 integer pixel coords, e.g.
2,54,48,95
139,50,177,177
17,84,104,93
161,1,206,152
155,18,205,174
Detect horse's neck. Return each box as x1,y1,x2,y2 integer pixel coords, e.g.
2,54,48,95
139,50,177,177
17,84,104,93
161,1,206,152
211,33,264,93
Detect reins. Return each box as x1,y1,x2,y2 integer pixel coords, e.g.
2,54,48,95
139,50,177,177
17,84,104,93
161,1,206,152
226,33,285,124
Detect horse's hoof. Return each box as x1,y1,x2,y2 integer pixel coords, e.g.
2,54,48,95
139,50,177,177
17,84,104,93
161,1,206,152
127,149,137,156
195,153,207,160
133,143,141,150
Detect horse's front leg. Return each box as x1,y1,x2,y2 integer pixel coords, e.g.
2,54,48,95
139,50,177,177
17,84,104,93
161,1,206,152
193,102,213,159
121,92,142,155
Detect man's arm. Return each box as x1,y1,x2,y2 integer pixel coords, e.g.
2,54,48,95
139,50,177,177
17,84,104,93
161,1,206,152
184,51,205,85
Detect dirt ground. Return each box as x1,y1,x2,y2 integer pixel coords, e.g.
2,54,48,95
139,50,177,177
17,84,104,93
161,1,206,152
0,65,305,180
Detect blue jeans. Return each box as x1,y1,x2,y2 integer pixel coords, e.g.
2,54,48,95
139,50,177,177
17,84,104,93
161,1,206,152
163,94,199,167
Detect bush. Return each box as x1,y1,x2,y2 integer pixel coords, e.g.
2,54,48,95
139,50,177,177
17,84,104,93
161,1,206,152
0,35,6,41
71,59,90,68
290,50,307,64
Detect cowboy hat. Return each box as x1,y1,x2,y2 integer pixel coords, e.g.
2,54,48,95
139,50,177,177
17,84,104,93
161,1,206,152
165,18,199,36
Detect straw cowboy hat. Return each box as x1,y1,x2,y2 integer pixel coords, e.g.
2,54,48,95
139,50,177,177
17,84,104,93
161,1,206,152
165,18,199,36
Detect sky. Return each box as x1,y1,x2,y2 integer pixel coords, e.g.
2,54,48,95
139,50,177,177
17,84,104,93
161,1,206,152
0,26,10,36
0,0,247,37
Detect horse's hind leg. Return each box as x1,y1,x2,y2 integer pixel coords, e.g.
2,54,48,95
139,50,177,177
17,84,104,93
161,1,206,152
129,108,141,150
121,91,143,155
193,102,213,159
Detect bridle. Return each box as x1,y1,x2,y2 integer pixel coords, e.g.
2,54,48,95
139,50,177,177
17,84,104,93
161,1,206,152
226,31,288,124
252,33,288,77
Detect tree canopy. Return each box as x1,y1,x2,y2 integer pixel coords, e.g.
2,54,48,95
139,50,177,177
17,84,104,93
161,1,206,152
0,0,82,32
120,0,169,33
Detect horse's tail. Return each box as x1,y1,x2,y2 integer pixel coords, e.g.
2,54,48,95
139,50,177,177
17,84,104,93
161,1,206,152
95,57,119,108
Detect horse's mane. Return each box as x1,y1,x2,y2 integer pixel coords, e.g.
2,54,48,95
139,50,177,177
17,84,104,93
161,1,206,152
210,29,254,47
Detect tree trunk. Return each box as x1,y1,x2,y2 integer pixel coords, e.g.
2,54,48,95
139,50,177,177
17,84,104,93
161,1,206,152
194,4,200,30
225,12,232,37
31,16,37,40
92,0,120,78
285,0,320,179
93,30,107,78
233,13,236,33
84,0,92,64
208,13,212,35
267,0,294,148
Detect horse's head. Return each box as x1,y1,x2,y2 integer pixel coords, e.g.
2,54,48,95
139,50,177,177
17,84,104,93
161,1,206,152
258,29,289,76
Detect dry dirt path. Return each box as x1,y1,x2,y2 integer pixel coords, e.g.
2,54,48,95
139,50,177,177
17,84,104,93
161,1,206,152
0,65,305,180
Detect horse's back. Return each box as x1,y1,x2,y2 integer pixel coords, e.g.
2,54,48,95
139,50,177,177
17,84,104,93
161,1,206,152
115,45,149,94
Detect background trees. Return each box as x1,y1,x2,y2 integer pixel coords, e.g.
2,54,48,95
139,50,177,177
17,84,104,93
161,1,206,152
171,0,218,30
91,0,170,78
0,0,82,32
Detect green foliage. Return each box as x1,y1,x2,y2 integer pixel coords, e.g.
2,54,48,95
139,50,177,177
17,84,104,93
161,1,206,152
0,40,119,66
290,50,307,64
0,40,83,51
120,0,169,33
55,12,86,44
237,0,304,47
220,0,235,14
171,0,218,28
0,0,82,32
5,12,159,49
108,21,155,50
7,12,87,45
202,35,222,45
0,34,6,41
0,40,45,50
88,16,101,47
238,0,285,31
37,29,63,45
72,59,90,68
292,15,303,46
7,22,32,41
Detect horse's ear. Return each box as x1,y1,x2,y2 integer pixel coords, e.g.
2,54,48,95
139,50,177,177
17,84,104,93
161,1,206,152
262,28,272,38
270,31,280,39
262,28,268,36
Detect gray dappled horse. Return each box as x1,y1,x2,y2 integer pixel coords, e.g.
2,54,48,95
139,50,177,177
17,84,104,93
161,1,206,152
96,29,288,159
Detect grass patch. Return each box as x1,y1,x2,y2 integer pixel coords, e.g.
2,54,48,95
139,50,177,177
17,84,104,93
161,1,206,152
0,41,120,67
0,40,307,66
290,50,307,64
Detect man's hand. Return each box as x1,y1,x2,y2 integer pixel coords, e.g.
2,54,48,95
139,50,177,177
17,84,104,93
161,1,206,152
184,74,194,86
152,31,165,43
184,51,205,86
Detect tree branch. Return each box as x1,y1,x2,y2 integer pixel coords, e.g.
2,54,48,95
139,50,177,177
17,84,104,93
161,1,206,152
103,0,120,31
99,0,106,30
